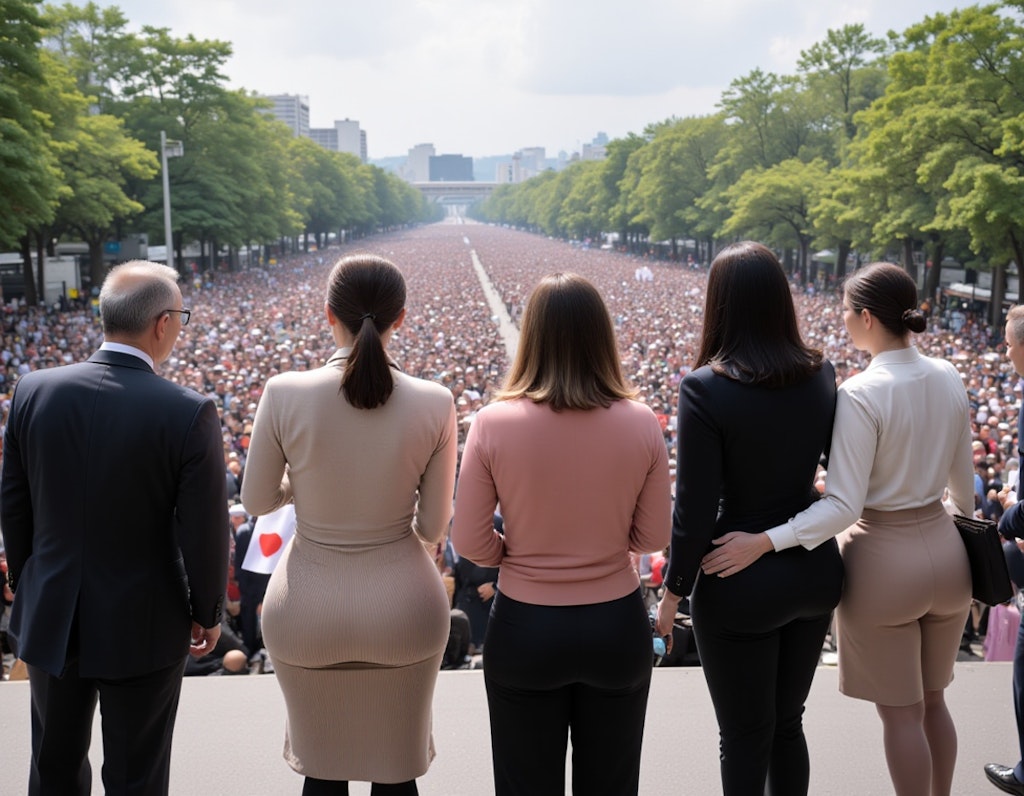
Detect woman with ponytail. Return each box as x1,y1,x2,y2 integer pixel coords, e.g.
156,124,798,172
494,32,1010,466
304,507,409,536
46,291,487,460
703,263,973,796
242,254,457,796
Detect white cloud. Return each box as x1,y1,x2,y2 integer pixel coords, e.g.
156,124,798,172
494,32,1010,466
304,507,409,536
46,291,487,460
105,0,969,156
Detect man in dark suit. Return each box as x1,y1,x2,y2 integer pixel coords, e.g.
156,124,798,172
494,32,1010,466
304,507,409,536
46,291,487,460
1,261,229,795
986,304,1024,796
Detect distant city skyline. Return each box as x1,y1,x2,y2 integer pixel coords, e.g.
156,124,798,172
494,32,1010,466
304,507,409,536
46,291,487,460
111,0,970,159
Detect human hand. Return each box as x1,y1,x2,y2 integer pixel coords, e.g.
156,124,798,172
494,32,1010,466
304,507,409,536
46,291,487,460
999,484,1018,510
477,582,496,601
189,621,221,658
700,532,773,578
654,592,681,653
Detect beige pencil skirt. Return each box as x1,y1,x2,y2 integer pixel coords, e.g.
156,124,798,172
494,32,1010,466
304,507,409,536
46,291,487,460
835,501,972,707
261,531,451,782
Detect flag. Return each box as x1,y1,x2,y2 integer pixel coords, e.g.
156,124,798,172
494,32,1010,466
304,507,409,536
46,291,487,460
241,503,296,574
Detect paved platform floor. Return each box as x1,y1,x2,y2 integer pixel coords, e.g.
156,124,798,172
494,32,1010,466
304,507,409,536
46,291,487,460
0,661,1018,795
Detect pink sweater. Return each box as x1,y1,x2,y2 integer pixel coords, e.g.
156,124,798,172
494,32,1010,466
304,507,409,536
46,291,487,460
451,398,672,606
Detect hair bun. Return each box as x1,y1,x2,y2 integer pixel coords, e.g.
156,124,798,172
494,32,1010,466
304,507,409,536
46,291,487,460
902,308,927,334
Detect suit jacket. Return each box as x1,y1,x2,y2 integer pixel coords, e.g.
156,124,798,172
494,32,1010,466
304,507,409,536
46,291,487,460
1000,408,1024,539
1,349,228,678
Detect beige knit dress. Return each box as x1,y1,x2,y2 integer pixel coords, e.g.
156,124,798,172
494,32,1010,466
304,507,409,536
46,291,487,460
240,350,457,783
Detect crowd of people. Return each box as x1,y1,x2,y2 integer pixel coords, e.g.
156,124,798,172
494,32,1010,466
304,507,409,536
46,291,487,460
0,223,1011,492
0,222,1016,667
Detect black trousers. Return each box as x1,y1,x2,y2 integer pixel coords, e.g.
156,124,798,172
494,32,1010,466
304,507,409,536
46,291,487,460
27,656,187,796
690,537,843,796
483,588,653,796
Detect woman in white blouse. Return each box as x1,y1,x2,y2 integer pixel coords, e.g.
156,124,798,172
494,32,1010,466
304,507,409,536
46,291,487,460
702,263,973,796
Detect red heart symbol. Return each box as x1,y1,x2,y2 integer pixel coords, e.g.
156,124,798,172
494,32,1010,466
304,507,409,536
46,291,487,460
259,533,283,557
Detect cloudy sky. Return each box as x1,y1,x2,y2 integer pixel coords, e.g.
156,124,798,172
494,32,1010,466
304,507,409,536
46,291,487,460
109,0,970,159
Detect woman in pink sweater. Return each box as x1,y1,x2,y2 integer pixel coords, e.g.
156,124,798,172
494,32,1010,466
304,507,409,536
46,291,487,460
451,272,671,796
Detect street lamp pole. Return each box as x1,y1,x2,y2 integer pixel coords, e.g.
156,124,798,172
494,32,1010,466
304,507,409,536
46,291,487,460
160,130,183,271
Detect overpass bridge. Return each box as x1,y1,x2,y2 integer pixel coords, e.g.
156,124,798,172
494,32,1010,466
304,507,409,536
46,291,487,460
414,181,498,205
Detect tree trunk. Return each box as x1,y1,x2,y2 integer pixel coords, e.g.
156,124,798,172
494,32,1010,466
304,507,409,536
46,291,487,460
991,261,1007,328
89,239,106,290
34,231,46,304
901,239,918,283
1000,231,1024,327
782,248,795,279
835,241,851,284
19,235,38,306
924,239,944,313
174,235,183,275
799,238,810,286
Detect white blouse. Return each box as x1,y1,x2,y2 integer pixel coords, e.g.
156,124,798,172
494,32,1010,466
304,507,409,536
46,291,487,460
766,346,974,551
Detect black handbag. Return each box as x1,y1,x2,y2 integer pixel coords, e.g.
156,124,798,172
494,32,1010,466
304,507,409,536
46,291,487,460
953,514,1013,606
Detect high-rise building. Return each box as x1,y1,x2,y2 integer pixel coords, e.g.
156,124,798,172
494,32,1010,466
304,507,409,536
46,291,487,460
405,144,435,182
309,118,367,162
429,154,474,182
519,147,546,177
335,119,361,159
307,128,334,149
581,133,608,161
260,94,310,138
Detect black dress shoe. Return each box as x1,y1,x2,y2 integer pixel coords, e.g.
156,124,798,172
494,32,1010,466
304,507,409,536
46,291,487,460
985,763,1024,795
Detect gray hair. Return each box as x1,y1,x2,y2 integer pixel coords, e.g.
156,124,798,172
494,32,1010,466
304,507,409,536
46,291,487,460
99,261,181,336
1008,306,1024,346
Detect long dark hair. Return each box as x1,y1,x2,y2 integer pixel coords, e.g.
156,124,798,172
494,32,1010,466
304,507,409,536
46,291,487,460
696,241,822,387
497,272,637,410
327,254,406,409
844,262,927,337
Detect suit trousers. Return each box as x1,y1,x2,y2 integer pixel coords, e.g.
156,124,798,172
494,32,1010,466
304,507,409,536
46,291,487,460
482,588,653,796
690,538,842,796
27,656,187,796
1013,614,1024,781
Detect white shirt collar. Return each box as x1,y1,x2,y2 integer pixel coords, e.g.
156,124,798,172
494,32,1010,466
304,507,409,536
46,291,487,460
100,341,155,370
867,345,921,369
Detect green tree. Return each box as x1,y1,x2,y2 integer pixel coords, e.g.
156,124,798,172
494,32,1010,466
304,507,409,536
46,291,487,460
31,48,157,287
798,23,887,142
560,160,607,241
42,1,131,110
603,133,649,251
632,115,728,259
722,158,830,283
0,0,63,264
852,3,1024,321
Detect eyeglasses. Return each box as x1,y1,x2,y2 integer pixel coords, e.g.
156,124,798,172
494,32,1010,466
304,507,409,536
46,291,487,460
161,308,191,326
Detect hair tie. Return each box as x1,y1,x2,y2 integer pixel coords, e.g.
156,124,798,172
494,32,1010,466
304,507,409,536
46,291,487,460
360,313,376,323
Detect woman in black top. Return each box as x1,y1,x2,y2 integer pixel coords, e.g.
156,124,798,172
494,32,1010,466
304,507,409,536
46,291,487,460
655,242,843,795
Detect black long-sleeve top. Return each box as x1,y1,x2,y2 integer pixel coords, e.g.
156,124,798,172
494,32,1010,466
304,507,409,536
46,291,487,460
664,361,837,597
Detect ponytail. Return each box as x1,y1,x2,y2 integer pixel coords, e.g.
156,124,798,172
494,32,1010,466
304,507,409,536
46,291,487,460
342,314,396,409
326,255,406,410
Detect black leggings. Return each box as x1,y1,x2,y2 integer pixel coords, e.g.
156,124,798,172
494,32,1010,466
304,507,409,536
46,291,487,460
690,537,843,796
301,777,417,795
482,588,653,796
